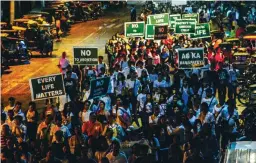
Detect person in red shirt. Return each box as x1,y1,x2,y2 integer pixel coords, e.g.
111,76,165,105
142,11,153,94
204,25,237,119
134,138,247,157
82,112,102,137
236,26,245,38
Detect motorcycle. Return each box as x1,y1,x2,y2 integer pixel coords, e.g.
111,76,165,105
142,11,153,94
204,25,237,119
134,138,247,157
237,68,256,105
83,5,98,20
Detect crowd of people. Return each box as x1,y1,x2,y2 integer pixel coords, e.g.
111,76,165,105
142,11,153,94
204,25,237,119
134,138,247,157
1,1,256,163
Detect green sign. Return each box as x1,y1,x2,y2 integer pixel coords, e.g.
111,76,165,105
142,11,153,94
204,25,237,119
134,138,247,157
29,74,66,101
73,47,98,65
169,14,181,29
154,25,168,40
148,13,169,26
124,22,145,37
177,48,204,69
175,19,196,34
190,23,211,39
182,13,199,23
145,24,155,40
89,77,110,99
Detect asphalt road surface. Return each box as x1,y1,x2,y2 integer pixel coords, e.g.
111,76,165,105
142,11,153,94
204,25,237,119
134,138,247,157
1,6,132,109
1,3,245,113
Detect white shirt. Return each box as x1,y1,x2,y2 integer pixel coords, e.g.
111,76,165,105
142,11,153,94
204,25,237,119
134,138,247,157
122,67,130,79
106,152,128,163
213,104,225,115
137,93,147,112
115,81,126,95
59,58,70,74
153,80,166,88
136,67,143,78
79,110,92,123
217,107,239,133
99,96,112,112
120,61,128,70
97,63,107,74
149,114,161,124
201,97,218,113
64,72,78,80
126,79,141,96
145,102,153,114
189,116,196,126
57,95,71,112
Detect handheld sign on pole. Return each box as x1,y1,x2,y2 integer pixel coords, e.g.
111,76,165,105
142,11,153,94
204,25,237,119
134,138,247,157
88,77,110,99
145,24,155,40
175,19,196,34
177,48,204,69
190,23,211,39
182,13,199,23
124,22,145,37
29,74,66,101
154,25,168,40
73,47,98,65
169,14,181,29
148,13,169,26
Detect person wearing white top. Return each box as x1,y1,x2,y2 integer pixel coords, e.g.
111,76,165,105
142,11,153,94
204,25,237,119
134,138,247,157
201,88,218,113
153,74,166,88
137,91,147,112
126,72,141,97
58,52,70,74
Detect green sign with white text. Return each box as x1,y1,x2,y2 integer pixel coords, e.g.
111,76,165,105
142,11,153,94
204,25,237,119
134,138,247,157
148,13,169,26
177,48,204,69
169,14,181,29
124,22,145,37
175,19,196,34
182,13,199,23
190,23,211,39
145,24,155,39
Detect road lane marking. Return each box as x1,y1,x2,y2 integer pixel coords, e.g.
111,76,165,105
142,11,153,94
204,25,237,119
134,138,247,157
76,32,95,46
115,23,123,28
106,23,116,28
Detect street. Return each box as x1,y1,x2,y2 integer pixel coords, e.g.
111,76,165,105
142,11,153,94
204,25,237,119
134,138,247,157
1,6,131,109
1,3,246,113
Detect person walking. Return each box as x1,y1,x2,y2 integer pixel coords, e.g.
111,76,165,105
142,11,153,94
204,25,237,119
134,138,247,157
131,5,137,21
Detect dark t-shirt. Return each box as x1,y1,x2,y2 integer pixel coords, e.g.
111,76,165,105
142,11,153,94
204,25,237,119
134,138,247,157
64,78,77,99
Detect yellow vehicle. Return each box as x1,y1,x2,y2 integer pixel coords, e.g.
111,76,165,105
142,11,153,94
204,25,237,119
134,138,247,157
243,33,256,52
232,52,250,69
225,38,240,49
246,24,256,33
23,14,42,20
13,19,30,28
0,22,7,29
